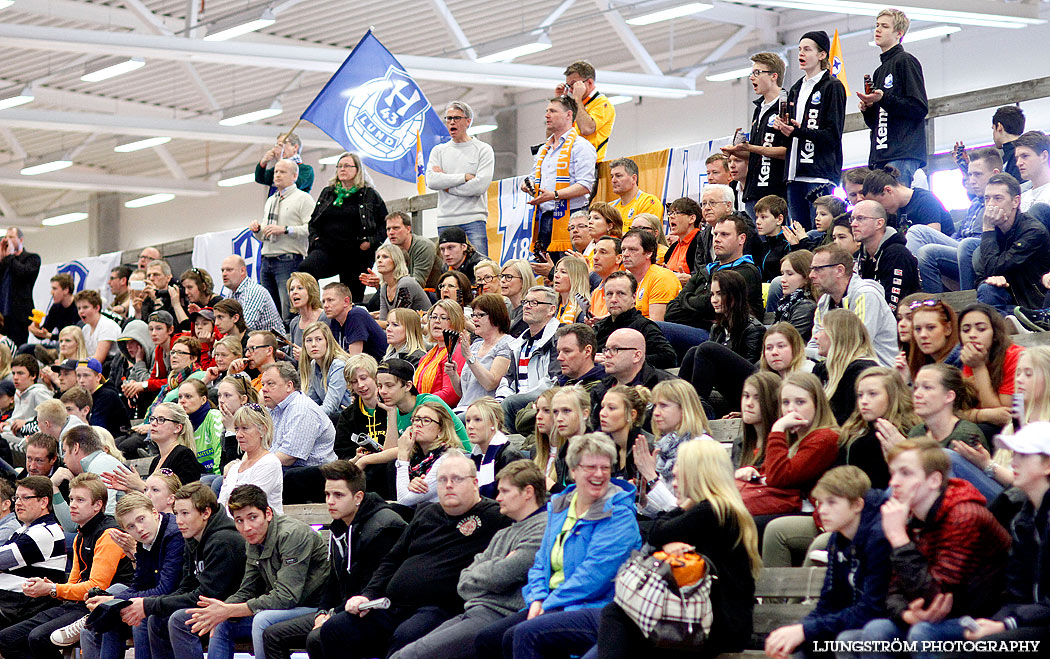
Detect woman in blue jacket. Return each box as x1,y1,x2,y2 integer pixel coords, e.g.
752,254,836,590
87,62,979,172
474,432,641,659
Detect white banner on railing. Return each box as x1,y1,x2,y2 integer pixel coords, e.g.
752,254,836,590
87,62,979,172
32,251,124,315
191,228,263,297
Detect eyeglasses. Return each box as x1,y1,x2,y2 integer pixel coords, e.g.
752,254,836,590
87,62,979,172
700,201,730,208
603,346,637,355
14,495,44,502
443,115,468,123
336,163,357,170
244,345,270,353
522,300,554,308
576,463,612,474
411,416,439,427
749,69,774,78
472,311,488,319
437,474,472,486
170,349,193,356
909,299,941,310
148,416,178,425
476,275,496,284
850,215,881,223
499,273,521,281
809,263,841,271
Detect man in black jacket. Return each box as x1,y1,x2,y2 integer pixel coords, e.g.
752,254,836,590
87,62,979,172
857,9,928,187
852,200,920,308
589,328,678,428
774,31,846,231
975,173,1050,312
593,272,676,369
0,228,40,347
262,460,407,659
313,452,508,659
141,482,246,659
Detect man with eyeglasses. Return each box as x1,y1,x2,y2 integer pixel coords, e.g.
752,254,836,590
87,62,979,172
496,287,563,434
722,52,789,219
426,101,495,256
587,328,677,427
695,184,736,268
852,199,920,308
244,331,278,391
314,451,507,659
805,244,898,367
259,363,336,470
249,158,315,321
593,272,676,369
0,476,67,627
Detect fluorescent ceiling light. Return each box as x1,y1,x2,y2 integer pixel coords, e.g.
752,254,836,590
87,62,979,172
0,1,14,9
607,95,633,105
0,84,33,110
41,212,88,227
736,0,1043,28
476,32,552,64
219,99,282,126
20,154,73,176
868,25,960,46
204,8,276,41
114,136,172,153
81,57,145,82
125,193,175,208
706,66,753,82
217,173,256,187
467,123,497,136
627,3,713,26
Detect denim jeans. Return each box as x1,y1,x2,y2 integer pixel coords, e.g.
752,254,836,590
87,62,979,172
766,276,784,312
441,219,489,259
947,449,1005,502
80,583,149,659
510,607,602,659
502,389,543,434
882,158,922,188
207,606,317,659
654,321,710,362
201,473,223,496
535,210,554,253
786,181,830,231
977,282,1015,314
836,616,967,659
911,226,961,293
259,253,304,321
958,237,981,290
152,608,203,659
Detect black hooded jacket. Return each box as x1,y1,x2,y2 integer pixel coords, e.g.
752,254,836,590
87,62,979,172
856,227,920,308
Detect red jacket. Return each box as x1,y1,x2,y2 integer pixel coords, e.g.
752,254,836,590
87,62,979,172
145,335,176,396
887,478,1011,620
763,428,839,497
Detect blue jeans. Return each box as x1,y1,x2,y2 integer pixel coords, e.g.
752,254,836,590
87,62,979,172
80,584,149,659
201,473,223,496
958,237,981,290
259,253,303,321
152,608,203,659
786,181,830,231
442,219,489,259
207,606,317,659
948,449,1005,502
882,158,922,188
510,607,602,659
655,321,710,362
911,226,961,293
767,276,784,312
836,616,967,659
977,282,1015,314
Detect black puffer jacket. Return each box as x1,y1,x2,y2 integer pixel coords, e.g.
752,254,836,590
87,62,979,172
308,185,387,252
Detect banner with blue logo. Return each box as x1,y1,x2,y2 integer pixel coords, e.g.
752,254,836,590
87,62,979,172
32,252,123,316
301,30,449,183
192,228,263,297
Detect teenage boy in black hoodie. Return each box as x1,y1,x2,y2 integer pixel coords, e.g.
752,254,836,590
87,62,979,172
852,199,920,308
774,30,846,232
313,452,508,659
858,8,928,187
140,482,246,659
261,460,407,659
766,466,892,658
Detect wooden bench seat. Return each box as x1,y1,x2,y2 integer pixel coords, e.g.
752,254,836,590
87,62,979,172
718,567,825,658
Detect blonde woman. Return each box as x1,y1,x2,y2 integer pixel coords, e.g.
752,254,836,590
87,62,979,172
301,151,388,303
298,321,352,417
633,378,713,513
545,385,592,492
204,336,243,386
287,271,325,359
414,299,467,407
58,325,88,361
500,258,536,335
759,322,814,377
383,308,427,367
464,397,525,496
100,402,202,493
396,400,461,506
812,308,879,424
218,403,284,514
376,243,430,324
474,259,502,296
594,439,761,658
529,387,559,473
551,255,591,324
144,470,182,514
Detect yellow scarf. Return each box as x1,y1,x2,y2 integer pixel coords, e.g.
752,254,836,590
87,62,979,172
414,345,447,395
531,128,579,252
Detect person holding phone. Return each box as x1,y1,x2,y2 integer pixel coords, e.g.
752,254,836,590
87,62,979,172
0,226,40,346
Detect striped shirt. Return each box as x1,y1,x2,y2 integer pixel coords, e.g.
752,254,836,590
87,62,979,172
0,514,67,581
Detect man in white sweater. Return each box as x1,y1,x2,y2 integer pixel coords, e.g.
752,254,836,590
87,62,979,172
426,101,495,255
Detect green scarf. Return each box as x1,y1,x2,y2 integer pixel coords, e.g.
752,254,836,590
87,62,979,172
332,182,359,207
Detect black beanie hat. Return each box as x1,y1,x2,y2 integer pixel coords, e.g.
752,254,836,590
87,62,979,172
800,30,831,55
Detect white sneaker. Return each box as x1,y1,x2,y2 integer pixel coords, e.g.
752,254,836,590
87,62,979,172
1005,315,1032,334
50,614,89,647
807,549,829,566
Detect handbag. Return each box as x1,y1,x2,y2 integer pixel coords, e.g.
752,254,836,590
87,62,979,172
613,547,717,649
736,479,802,516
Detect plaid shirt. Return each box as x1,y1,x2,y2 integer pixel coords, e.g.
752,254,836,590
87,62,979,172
955,197,985,240
268,391,336,467
230,276,286,336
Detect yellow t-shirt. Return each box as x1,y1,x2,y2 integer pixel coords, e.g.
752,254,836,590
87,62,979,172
636,264,682,319
576,92,615,161
612,190,663,233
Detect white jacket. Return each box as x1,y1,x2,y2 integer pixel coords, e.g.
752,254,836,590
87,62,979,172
805,275,898,368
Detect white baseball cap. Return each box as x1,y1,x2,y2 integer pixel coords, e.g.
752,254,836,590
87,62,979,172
998,421,1050,455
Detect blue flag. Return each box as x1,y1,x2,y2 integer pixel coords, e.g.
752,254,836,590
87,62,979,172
301,30,449,183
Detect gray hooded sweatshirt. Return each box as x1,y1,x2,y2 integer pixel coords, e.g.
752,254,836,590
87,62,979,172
116,319,154,381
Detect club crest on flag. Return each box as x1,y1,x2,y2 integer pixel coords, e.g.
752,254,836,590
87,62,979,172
345,66,430,163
